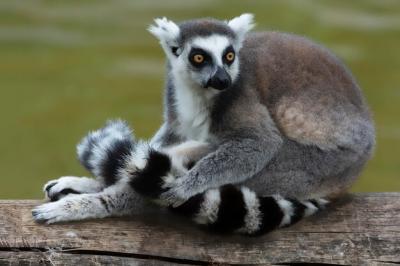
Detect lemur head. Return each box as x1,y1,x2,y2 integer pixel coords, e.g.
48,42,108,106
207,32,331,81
149,14,255,91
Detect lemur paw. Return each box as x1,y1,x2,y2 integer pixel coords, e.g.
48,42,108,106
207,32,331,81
32,200,73,224
159,178,193,207
43,176,103,202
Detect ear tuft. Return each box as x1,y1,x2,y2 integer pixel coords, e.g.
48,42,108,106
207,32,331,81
228,13,255,42
148,17,180,48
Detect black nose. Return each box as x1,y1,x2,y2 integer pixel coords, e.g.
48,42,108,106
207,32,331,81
207,67,231,90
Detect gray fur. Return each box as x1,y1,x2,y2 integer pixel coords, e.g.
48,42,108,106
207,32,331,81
178,18,236,46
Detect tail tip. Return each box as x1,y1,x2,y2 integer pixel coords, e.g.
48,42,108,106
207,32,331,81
303,198,329,217
313,198,330,209
76,119,135,173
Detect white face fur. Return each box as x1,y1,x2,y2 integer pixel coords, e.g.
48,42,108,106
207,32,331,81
179,35,239,90
148,14,255,92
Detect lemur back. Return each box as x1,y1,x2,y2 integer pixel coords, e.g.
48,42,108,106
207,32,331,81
240,32,372,150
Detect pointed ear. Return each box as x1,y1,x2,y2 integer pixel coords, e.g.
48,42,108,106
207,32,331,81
227,13,255,47
148,17,181,57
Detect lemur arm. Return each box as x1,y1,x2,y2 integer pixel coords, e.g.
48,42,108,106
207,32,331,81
161,117,283,206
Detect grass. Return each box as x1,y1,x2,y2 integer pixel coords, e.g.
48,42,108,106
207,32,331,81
0,0,399,198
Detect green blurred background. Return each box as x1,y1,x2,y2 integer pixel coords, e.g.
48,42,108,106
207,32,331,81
0,0,399,199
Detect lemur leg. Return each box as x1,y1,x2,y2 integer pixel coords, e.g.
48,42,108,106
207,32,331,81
33,180,157,224
43,140,212,202
243,138,369,200
34,120,208,223
33,139,206,224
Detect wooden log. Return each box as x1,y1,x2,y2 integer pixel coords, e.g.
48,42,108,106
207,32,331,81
0,193,399,265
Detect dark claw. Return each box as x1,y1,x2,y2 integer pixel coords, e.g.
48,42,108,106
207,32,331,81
32,210,47,224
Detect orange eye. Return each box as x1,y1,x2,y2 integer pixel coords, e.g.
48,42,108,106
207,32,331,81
225,52,235,62
193,54,204,64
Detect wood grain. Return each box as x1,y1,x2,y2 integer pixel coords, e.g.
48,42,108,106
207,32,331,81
0,193,399,265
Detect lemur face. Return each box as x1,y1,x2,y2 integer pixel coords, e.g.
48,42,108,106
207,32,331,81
181,35,239,91
148,14,255,91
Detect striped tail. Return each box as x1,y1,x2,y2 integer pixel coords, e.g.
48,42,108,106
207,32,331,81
76,120,136,186
130,148,329,235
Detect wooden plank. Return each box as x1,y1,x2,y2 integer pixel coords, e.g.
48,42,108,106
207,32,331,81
0,252,191,266
0,193,399,265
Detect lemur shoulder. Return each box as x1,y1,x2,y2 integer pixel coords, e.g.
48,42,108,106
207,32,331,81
33,14,375,235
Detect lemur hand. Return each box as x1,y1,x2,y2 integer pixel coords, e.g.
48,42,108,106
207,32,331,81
159,175,195,207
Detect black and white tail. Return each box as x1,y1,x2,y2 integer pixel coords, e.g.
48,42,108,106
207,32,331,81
77,120,328,235
130,148,328,235
76,120,136,186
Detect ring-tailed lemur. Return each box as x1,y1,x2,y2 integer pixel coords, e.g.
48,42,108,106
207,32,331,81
32,14,375,235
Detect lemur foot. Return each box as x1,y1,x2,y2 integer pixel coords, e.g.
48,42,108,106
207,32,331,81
32,200,73,224
43,176,104,201
33,192,111,224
